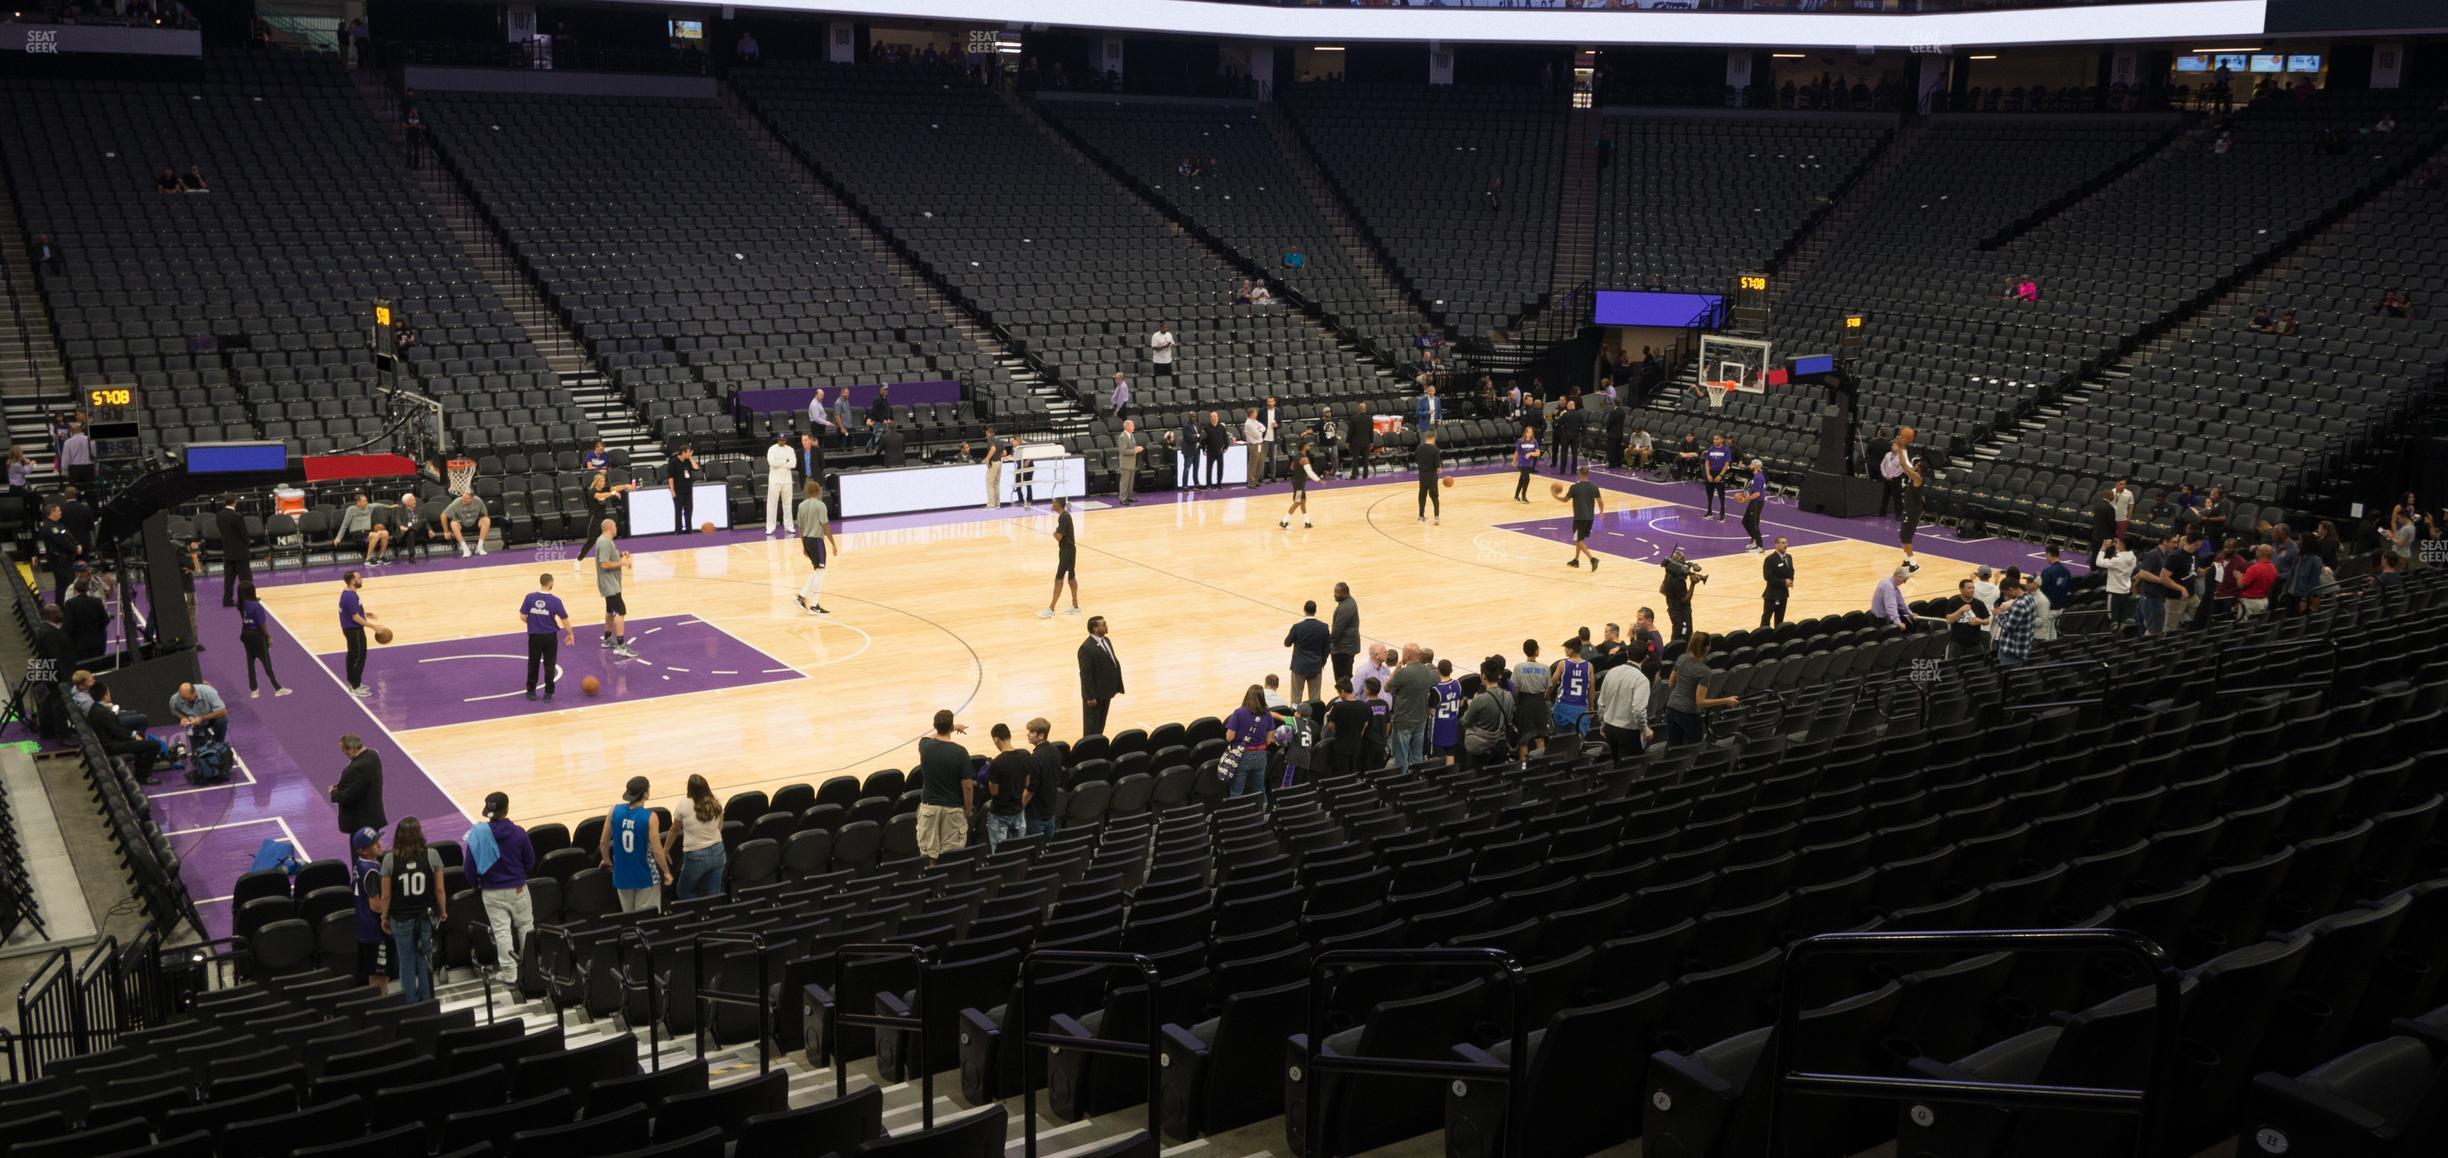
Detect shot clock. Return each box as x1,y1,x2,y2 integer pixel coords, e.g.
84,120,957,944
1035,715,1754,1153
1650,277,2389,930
371,297,400,367
1733,272,1770,329
85,384,139,418
1841,310,1868,355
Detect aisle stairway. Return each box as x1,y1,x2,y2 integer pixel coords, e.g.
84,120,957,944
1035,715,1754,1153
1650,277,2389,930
418,967,1253,1157
1258,104,1441,336
715,84,1088,437
1015,94,1398,396
347,72,594,377
0,178,71,482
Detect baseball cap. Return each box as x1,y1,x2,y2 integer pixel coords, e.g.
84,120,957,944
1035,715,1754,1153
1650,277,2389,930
1975,565,1993,578
350,826,382,852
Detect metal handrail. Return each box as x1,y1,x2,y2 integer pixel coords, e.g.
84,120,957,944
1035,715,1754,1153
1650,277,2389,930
73,935,122,1055
1998,657,2113,714
1302,947,1530,1158
1017,950,1159,1158
1766,927,2182,1158
13,946,74,1079
826,942,932,1126
690,930,773,1073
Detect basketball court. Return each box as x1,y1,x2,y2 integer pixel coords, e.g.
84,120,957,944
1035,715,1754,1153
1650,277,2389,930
144,464,2052,934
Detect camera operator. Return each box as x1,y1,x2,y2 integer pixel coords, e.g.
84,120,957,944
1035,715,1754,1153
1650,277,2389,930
1660,545,1705,641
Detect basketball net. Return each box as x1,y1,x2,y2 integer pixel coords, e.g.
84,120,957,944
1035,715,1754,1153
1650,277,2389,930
446,457,477,496
1705,381,1736,410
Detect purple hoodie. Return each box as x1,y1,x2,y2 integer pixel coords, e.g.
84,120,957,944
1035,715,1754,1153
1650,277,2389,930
475,818,537,891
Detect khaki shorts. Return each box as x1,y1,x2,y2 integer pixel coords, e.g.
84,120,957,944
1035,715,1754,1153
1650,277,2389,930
915,803,968,859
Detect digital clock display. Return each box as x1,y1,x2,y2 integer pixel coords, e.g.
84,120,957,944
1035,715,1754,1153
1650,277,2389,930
88,387,135,408
1843,314,1865,330
374,304,393,328
1739,274,1769,293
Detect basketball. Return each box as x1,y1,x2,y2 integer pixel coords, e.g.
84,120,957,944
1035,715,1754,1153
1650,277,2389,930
1550,482,1565,499
700,521,715,534
1440,476,1454,489
581,676,601,696
372,626,394,645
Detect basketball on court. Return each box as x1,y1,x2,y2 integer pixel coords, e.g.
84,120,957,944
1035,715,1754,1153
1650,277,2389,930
700,521,715,534
1441,476,1454,489
1550,482,1565,499
582,675,601,696
372,626,394,645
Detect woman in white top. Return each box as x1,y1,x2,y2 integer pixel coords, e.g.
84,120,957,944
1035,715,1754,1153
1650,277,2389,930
669,774,727,900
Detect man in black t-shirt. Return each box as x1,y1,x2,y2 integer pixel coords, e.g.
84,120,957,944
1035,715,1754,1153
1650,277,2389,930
1559,467,1603,571
1944,579,1991,660
1024,718,1066,837
1323,677,1374,775
983,723,1032,852
666,444,700,531
914,709,973,864
1415,432,1442,524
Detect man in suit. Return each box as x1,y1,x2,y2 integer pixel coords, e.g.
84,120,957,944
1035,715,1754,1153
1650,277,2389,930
1414,383,1442,433
386,492,428,563
1603,393,1628,468
57,485,95,548
216,497,252,607
1176,413,1203,490
1200,412,1229,491
1328,582,1360,684
799,433,825,493
1077,615,1123,738
61,577,109,665
1283,599,1331,705
86,684,173,784
1347,408,1374,479
1553,397,1584,477
1114,420,1142,505
328,734,386,835
30,604,77,738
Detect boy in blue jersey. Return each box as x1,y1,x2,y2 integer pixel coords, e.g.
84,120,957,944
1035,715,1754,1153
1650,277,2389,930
1429,658,1462,765
349,826,390,992
1550,636,1595,736
597,776,669,913
520,574,573,702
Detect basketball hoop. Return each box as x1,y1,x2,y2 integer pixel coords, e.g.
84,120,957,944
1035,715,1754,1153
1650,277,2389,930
446,457,477,496
1704,381,1736,410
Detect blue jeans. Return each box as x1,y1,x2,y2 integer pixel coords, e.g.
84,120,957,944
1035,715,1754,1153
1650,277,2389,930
1229,749,1268,798
390,915,435,1004
1388,725,1426,771
986,810,1025,851
676,845,726,900
2137,595,2165,637
1026,815,1059,839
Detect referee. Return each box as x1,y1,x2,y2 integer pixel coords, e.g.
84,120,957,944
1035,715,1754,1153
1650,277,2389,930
1415,430,1442,525
519,574,573,702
